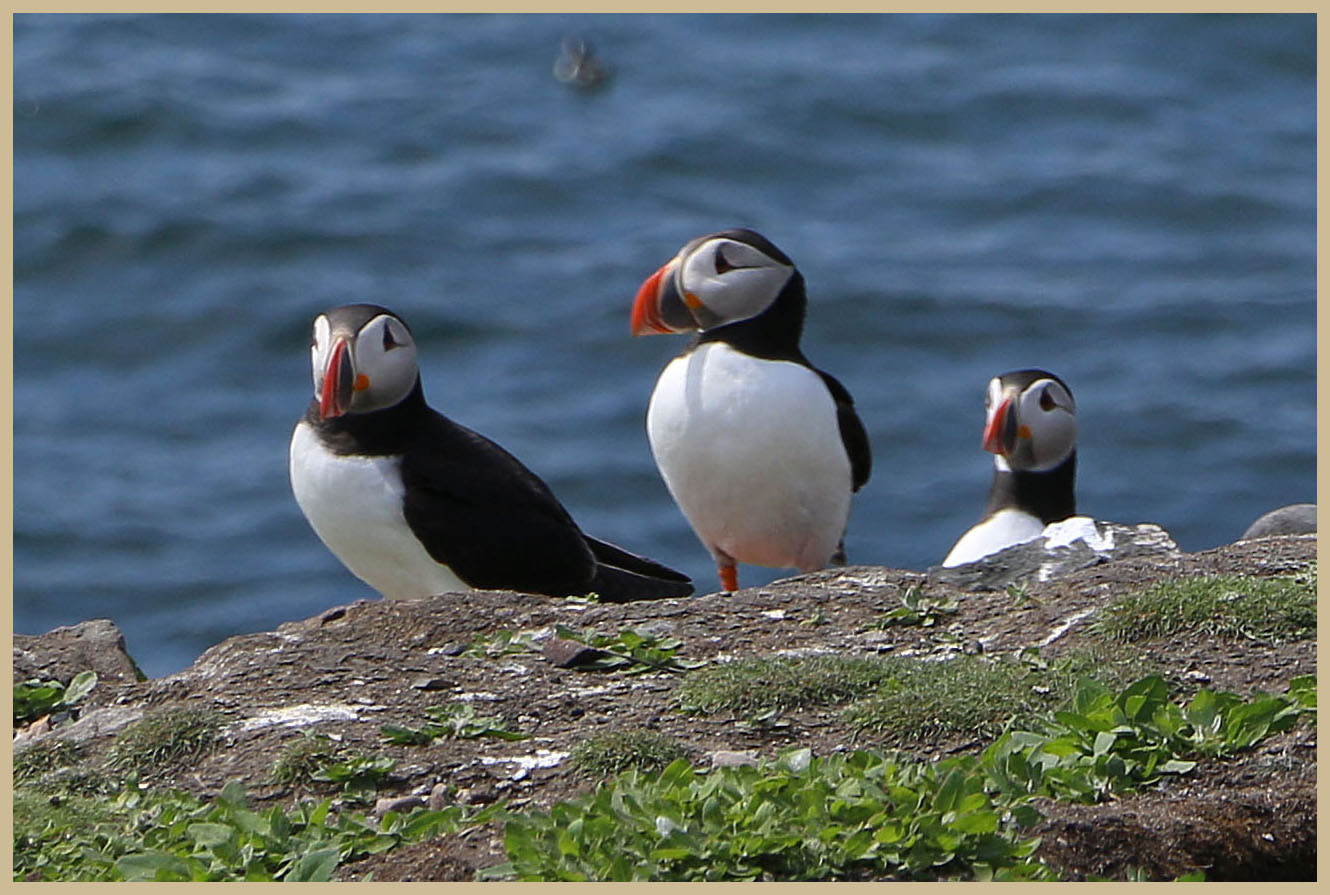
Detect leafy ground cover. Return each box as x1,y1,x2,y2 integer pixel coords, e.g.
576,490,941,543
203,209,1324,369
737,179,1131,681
14,778,498,881
491,675,1313,881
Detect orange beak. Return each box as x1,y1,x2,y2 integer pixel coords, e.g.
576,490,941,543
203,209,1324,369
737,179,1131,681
319,338,354,420
631,263,675,336
984,393,1021,457
982,397,1013,455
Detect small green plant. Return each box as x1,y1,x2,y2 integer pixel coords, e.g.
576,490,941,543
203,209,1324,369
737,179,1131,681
801,609,829,627
675,654,896,717
272,733,396,797
105,707,223,775
1005,582,1035,607
553,625,704,674
1287,674,1316,714
271,733,348,788
311,755,397,798
381,701,528,745
867,586,959,629
1094,570,1316,644
462,628,543,659
570,729,689,778
13,670,97,725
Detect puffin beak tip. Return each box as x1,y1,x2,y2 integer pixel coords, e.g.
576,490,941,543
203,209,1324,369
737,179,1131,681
630,263,675,336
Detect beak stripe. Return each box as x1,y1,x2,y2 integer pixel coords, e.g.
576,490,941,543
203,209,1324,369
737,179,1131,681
319,338,355,420
982,398,1011,455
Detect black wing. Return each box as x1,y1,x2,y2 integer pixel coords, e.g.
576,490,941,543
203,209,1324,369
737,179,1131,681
398,412,599,597
816,369,872,491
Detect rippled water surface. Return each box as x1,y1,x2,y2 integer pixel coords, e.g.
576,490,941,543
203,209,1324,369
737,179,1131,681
14,14,1315,676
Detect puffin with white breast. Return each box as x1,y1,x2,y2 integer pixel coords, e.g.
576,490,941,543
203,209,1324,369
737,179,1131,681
631,228,872,592
289,303,693,602
941,369,1077,567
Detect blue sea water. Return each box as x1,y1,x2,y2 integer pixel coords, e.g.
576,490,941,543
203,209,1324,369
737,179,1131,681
13,13,1316,678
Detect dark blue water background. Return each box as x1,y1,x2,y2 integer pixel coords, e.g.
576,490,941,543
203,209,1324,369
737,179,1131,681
14,14,1316,677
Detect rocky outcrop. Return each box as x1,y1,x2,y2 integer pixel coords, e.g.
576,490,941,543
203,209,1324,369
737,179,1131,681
12,530,1317,881
13,617,144,688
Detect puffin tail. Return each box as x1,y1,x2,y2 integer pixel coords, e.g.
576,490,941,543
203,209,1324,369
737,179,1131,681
584,536,693,602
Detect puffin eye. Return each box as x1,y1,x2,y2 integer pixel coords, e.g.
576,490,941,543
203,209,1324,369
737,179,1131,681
1039,388,1057,412
382,323,401,351
714,246,735,275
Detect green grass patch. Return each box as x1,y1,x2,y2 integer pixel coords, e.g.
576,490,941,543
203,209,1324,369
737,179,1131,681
570,729,689,778
844,655,1062,743
13,737,85,785
270,732,351,787
105,707,223,775
1094,567,1316,644
270,733,395,800
675,654,896,717
845,647,1158,745
677,647,1152,744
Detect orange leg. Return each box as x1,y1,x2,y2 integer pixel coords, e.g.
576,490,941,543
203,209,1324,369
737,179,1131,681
715,549,738,593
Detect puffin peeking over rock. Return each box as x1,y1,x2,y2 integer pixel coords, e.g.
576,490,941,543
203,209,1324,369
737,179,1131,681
630,228,872,592
289,303,693,602
942,368,1079,567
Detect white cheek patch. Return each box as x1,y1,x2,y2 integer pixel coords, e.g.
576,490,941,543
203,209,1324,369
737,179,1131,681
708,267,789,320
678,240,792,326
1024,409,1076,471
1013,381,1076,472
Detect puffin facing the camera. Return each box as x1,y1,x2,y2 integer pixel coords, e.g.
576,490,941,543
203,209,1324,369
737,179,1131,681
631,229,872,592
290,303,693,602
942,369,1077,567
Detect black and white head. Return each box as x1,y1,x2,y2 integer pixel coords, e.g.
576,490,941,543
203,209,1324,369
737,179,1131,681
309,304,419,420
631,228,798,335
981,369,1077,472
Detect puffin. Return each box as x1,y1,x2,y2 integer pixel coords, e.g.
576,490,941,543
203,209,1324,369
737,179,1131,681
630,228,872,592
289,303,693,602
941,369,1077,567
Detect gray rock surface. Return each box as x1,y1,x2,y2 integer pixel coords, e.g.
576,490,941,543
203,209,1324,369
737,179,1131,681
1241,503,1316,540
13,618,144,689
